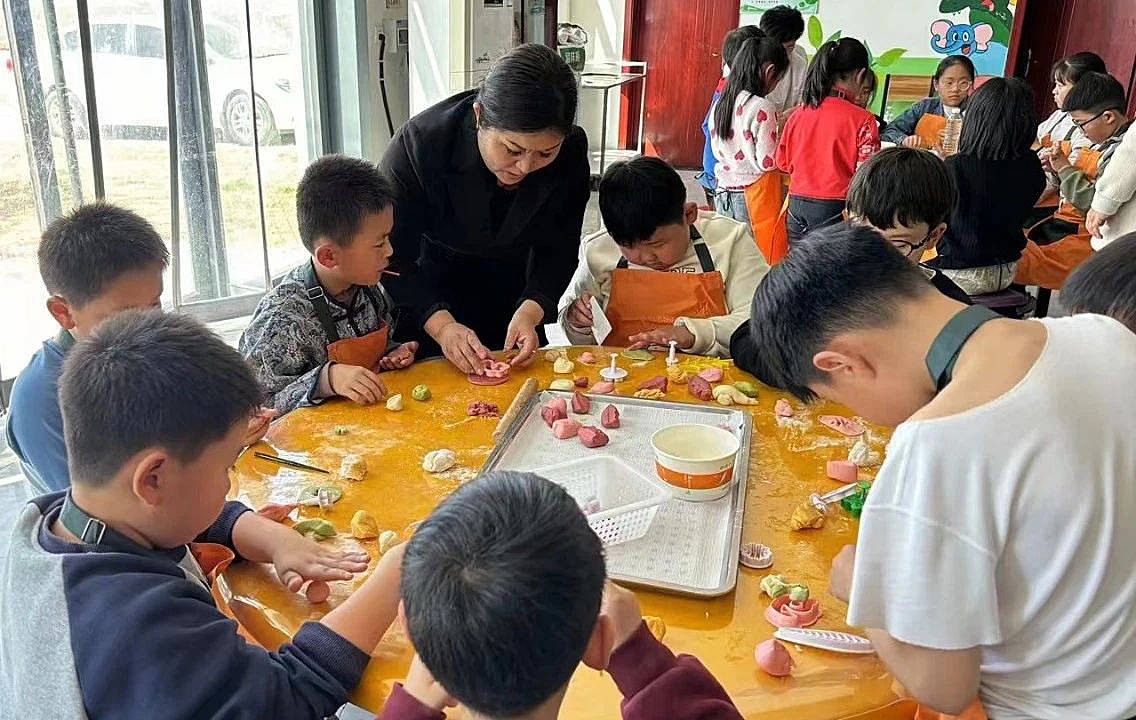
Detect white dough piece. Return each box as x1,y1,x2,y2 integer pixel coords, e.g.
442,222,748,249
422,448,457,473
848,438,881,467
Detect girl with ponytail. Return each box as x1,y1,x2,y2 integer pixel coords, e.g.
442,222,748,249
708,32,789,262
776,37,879,244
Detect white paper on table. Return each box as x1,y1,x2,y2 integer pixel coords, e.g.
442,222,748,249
590,296,612,344
543,322,572,347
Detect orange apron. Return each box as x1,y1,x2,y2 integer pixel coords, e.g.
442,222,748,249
743,171,790,265
1016,147,1100,289
303,261,391,369
605,229,729,346
914,113,948,149
189,542,264,649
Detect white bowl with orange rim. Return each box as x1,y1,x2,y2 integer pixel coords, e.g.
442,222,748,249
650,423,741,502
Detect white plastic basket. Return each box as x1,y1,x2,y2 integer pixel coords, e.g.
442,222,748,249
534,455,669,547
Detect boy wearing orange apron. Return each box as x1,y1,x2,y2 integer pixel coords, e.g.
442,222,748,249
557,157,769,357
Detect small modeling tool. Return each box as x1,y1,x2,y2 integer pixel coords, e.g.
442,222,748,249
666,340,678,366
600,353,628,382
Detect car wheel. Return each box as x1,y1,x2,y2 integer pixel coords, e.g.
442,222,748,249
46,88,89,140
223,92,279,146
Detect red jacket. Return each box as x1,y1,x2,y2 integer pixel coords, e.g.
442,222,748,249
378,622,743,720
776,94,880,201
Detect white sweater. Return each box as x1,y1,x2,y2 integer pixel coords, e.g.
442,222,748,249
1090,122,1136,249
709,91,780,190
556,211,769,357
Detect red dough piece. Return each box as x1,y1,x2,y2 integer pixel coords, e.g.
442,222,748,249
552,418,581,439
638,376,668,392
601,404,620,429
305,580,331,604
688,375,713,400
764,595,822,628
774,399,794,417
826,460,859,484
818,415,866,436
467,402,500,417
572,391,591,414
256,502,299,523
541,404,567,427
574,376,589,388
578,426,609,448
468,372,509,386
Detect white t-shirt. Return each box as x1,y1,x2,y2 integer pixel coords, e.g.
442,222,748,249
847,315,1136,720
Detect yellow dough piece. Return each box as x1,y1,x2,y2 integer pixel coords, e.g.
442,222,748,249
549,379,575,391
422,449,457,473
378,530,399,554
712,384,758,406
385,394,404,411
633,389,665,400
339,453,367,482
545,348,567,362
790,502,826,531
666,365,689,385
553,357,575,374
644,615,667,641
350,510,379,539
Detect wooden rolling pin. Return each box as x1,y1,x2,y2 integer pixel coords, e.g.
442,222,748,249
493,377,540,445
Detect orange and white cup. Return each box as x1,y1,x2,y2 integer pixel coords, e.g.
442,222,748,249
650,424,741,502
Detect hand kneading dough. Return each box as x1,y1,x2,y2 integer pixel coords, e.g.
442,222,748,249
422,449,457,473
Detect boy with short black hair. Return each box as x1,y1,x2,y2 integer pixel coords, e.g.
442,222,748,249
7,202,171,493
1062,230,1136,332
735,223,1136,719
0,310,403,718
758,5,808,120
845,146,971,304
240,154,417,415
557,156,767,357
381,470,742,719
1019,72,1134,288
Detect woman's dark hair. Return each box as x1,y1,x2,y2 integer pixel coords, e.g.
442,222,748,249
934,54,976,82
714,33,789,140
1062,232,1136,332
1053,51,1106,85
802,37,871,108
957,77,1037,160
759,5,805,45
477,43,577,135
722,25,763,69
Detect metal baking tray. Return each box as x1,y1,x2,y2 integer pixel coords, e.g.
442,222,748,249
481,390,751,597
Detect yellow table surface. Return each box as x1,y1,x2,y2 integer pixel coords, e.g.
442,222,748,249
223,348,915,720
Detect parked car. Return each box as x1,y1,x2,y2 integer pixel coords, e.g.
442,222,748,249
48,18,296,145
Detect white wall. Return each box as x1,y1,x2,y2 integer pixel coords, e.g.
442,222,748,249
559,0,626,153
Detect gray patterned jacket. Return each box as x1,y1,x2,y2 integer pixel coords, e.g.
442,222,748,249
239,263,396,415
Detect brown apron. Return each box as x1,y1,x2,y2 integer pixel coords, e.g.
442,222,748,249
744,170,790,265
1017,147,1101,289
303,261,390,369
605,229,729,347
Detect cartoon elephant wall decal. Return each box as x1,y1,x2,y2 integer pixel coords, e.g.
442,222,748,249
930,19,994,56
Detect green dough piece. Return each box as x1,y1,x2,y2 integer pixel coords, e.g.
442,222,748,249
620,349,654,361
291,518,337,540
733,381,759,398
298,484,343,504
840,480,872,518
333,426,349,436
760,573,790,599
788,584,810,603
411,384,432,401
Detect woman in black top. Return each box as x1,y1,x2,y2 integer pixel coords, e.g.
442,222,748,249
937,78,1045,295
381,44,590,373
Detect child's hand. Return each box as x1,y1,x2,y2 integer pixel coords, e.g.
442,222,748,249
1048,145,1072,173
329,363,388,404
829,544,856,603
402,654,457,712
379,341,419,371
598,581,644,663
628,326,695,351
901,135,924,149
1086,209,1112,238
566,294,594,330
271,532,371,592
242,408,278,448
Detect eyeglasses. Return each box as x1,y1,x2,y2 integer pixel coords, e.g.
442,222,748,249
939,79,973,91
1073,110,1106,129
891,230,935,259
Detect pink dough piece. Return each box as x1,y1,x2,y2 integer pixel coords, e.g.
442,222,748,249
467,372,509,386
552,418,581,439
764,595,822,628
467,402,500,417
826,460,859,484
638,376,668,392
688,375,713,400
541,404,567,427
774,399,794,417
578,426,609,448
579,351,596,364
601,404,620,429
305,580,331,604
574,376,589,387
755,639,794,677
698,368,724,383
548,397,568,415
572,391,592,414
818,415,866,436
482,360,511,378
590,381,616,395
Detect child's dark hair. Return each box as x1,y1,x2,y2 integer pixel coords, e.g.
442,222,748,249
38,202,169,308
934,54,976,82
296,154,395,252
1063,71,1127,114
599,156,687,247
737,222,931,401
477,43,578,135
401,471,606,717
802,37,871,108
759,5,805,45
714,32,789,140
1053,51,1106,86
59,310,262,487
721,25,763,69
1062,232,1136,332
957,77,1037,160
847,147,957,231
